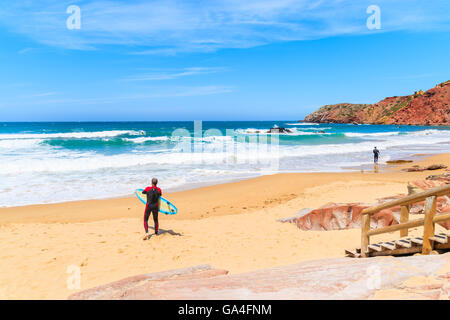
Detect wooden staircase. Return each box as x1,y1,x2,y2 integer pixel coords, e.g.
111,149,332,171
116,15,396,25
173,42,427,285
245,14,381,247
346,184,450,258
346,231,450,258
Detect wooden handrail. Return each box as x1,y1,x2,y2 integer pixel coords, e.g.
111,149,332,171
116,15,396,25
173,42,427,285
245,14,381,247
360,184,450,258
366,213,450,236
361,184,450,216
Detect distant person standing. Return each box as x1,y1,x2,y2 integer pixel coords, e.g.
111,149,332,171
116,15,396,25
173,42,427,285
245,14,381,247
373,147,380,164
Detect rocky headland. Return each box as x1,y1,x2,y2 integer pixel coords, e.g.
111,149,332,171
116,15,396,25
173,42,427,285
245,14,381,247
304,80,450,125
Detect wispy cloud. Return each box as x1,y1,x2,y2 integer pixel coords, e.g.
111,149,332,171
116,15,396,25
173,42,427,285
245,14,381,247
26,91,58,98
1,1,449,53
1,86,233,107
18,48,33,55
123,67,227,81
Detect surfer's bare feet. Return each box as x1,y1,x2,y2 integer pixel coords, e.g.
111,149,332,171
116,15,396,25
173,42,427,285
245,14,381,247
142,233,149,240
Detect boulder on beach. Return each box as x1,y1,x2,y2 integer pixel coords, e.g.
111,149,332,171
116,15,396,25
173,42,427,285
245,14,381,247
403,164,448,172
426,173,450,182
281,179,450,231
387,160,414,164
426,164,448,170
279,202,398,231
403,165,426,172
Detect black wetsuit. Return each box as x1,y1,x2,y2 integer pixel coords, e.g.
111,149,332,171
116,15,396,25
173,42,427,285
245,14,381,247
142,186,162,234
373,149,380,163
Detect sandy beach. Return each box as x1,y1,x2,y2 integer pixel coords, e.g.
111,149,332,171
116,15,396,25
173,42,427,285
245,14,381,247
1,153,449,299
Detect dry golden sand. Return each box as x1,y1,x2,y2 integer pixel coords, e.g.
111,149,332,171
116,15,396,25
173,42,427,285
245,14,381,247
0,154,449,299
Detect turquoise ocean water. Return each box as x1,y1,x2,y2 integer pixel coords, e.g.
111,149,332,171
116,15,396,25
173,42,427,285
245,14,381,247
1,121,450,207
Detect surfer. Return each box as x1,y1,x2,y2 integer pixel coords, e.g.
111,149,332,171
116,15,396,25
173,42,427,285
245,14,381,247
142,178,162,239
373,147,380,164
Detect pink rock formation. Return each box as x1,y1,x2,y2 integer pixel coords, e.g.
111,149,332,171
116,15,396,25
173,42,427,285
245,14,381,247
290,202,399,231
69,253,450,300
410,179,447,191
69,265,229,300
281,179,450,231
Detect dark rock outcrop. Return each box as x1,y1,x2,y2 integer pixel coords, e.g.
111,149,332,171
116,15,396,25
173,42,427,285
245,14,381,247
427,164,448,171
402,164,448,172
267,127,292,134
387,160,413,164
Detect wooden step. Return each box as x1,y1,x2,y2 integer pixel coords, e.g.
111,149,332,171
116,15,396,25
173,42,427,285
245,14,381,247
345,232,450,258
380,242,396,250
345,249,359,257
411,237,423,245
429,234,448,244
395,238,412,248
368,244,383,252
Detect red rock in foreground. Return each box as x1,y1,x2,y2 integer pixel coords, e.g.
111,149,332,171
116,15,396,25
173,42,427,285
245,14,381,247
69,253,450,300
282,180,450,231
284,202,399,231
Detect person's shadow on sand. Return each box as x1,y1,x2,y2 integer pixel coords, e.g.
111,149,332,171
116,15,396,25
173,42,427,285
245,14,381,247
146,228,183,240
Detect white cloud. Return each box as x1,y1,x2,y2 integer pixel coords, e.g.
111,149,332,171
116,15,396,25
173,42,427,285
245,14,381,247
26,92,58,98
2,85,233,107
1,0,449,53
123,67,227,81
18,48,33,54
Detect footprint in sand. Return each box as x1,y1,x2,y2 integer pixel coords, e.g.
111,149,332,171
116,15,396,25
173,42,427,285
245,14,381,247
80,258,88,267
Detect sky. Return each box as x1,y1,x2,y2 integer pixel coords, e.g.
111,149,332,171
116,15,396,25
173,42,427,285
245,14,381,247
0,0,449,121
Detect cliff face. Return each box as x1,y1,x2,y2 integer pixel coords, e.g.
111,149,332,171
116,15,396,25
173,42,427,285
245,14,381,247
304,80,450,125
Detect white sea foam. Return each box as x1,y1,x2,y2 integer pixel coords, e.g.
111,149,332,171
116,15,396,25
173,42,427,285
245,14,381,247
0,139,43,149
344,131,400,138
235,127,331,135
0,130,143,140
124,136,169,143
407,129,443,136
285,122,319,126
2,126,450,207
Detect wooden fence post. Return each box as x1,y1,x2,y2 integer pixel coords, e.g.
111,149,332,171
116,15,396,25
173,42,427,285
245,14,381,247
422,196,437,255
400,205,410,237
361,214,370,257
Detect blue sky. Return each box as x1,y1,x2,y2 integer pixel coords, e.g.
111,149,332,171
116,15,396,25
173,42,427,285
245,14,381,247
0,0,449,121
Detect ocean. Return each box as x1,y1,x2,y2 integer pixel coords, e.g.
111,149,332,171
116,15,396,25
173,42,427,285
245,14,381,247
1,121,450,207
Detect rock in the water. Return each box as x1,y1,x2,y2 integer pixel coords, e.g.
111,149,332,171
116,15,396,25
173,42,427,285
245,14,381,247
267,127,292,134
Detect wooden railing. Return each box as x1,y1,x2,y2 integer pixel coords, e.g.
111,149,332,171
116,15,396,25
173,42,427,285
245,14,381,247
360,184,450,257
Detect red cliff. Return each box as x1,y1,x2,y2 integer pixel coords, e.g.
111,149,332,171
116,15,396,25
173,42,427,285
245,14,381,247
304,80,450,125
